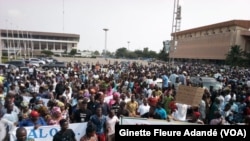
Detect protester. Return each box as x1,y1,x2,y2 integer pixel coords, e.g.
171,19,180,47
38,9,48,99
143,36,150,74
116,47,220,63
53,119,77,141
106,109,119,141
15,127,35,141
73,100,92,123
80,123,98,141
0,57,249,140
19,110,47,128
89,106,107,141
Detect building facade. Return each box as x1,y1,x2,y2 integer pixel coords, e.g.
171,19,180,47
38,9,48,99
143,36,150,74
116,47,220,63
169,20,250,61
0,29,80,57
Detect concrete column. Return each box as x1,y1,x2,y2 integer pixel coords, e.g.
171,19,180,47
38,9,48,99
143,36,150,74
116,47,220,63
53,42,55,51
46,42,48,50
60,43,62,56
39,42,41,50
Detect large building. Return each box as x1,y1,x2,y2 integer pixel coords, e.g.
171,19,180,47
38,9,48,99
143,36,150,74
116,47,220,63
0,29,80,57
169,20,250,62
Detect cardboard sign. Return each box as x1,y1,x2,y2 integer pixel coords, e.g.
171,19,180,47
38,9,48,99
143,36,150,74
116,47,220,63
175,85,204,106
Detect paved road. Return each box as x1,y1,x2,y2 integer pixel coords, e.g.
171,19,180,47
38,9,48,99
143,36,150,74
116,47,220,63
53,57,153,66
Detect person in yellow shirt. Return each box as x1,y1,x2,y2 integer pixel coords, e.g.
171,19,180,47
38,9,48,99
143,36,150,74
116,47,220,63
0,75,4,84
126,94,138,117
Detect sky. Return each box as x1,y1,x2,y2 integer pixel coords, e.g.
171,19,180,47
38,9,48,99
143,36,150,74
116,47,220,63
0,0,250,53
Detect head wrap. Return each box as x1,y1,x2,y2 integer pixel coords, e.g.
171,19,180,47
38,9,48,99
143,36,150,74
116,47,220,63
30,110,39,117
56,100,65,108
35,96,42,102
113,92,120,99
34,104,43,110
20,101,29,108
193,112,201,119
83,90,90,98
51,106,61,114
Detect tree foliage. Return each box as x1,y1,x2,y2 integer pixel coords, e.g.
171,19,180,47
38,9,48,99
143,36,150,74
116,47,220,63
225,45,245,67
114,47,159,59
93,50,100,56
41,50,54,56
69,49,77,56
115,47,128,58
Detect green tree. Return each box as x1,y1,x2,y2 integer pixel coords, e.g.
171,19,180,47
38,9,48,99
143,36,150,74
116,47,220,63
225,45,244,66
134,50,143,58
148,50,157,58
93,50,100,56
115,47,127,58
41,50,54,56
155,42,169,62
69,49,77,56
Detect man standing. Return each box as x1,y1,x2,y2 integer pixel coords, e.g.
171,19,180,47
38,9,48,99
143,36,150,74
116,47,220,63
89,106,107,141
126,94,138,117
106,110,119,141
15,127,35,141
161,72,169,93
73,101,92,123
53,119,76,141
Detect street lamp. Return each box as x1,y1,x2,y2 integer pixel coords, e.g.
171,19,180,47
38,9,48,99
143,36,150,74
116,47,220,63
127,41,130,51
103,28,109,59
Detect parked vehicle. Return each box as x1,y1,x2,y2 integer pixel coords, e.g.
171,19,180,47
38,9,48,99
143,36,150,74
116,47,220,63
0,63,19,73
45,57,54,63
19,67,31,74
28,61,40,68
28,58,46,65
5,60,26,68
41,61,67,70
190,76,223,92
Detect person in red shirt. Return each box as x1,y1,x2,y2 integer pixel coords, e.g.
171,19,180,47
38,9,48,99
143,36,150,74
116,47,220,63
148,91,159,107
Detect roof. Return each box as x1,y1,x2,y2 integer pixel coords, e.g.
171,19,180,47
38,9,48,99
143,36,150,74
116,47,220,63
172,20,250,36
0,29,80,38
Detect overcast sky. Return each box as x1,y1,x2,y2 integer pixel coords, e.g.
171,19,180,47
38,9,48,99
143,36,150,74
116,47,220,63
0,0,249,53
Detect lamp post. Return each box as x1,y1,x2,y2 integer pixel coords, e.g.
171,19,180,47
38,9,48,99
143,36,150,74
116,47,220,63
103,28,108,59
127,41,130,51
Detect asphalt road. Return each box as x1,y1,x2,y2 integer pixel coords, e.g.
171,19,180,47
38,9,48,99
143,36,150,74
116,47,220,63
53,57,153,66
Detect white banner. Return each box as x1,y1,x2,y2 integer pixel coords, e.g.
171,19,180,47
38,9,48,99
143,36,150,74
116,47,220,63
10,122,87,141
120,117,200,125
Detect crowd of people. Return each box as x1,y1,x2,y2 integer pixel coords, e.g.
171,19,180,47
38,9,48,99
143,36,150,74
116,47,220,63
0,59,250,141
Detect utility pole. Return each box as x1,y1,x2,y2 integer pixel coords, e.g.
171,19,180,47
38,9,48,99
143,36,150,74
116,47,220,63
127,41,130,51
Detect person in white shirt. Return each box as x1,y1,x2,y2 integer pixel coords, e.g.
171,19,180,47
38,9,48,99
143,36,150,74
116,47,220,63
2,103,18,125
172,103,191,121
199,95,207,122
137,98,150,117
29,80,39,93
146,85,154,98
0,104,15,140
62,86,72,103
106,109,119,141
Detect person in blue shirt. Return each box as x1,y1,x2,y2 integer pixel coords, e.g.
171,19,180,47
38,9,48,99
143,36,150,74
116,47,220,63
154,103,168,120
161,72,169,93
19,110,47,129
89,106,106,141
